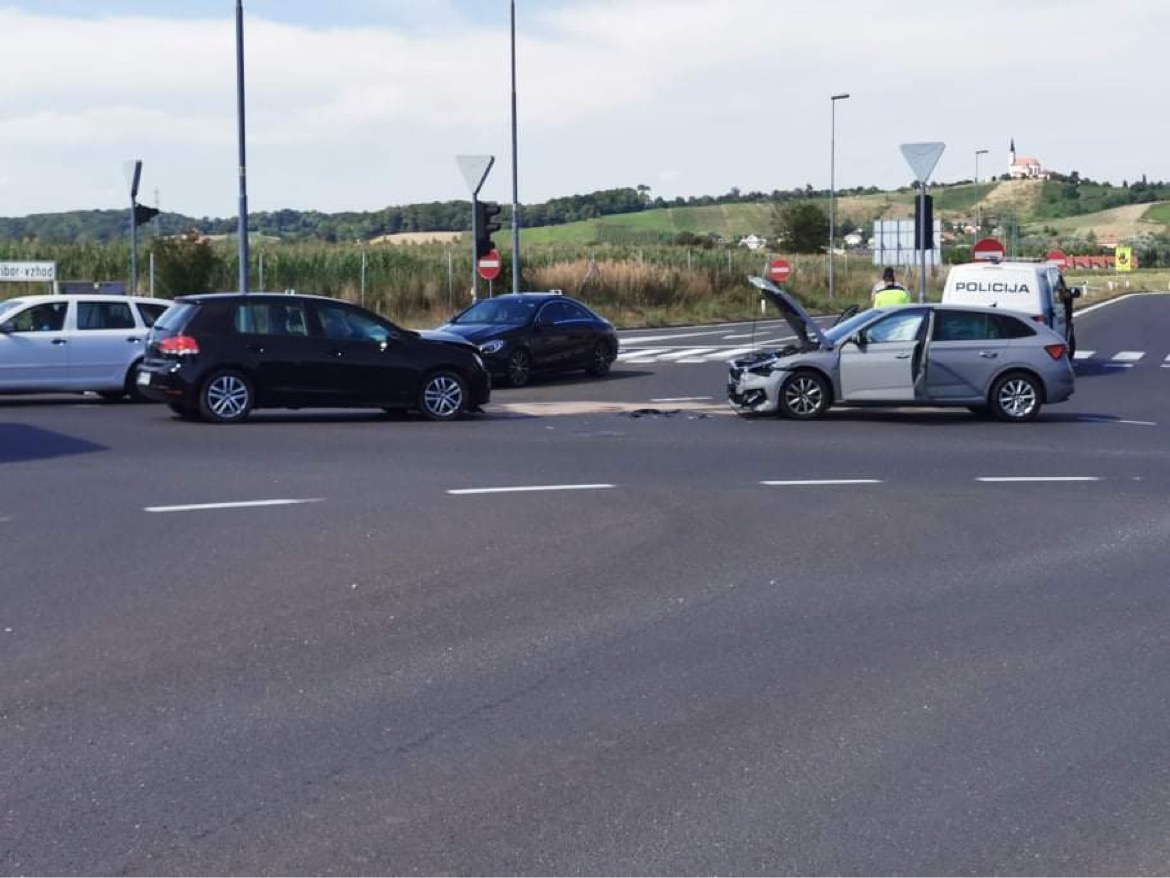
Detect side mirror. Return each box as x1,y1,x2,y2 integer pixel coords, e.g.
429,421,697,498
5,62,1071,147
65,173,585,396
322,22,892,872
850,332,866,348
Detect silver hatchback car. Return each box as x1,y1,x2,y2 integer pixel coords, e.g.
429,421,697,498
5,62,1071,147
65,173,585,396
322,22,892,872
728,277,1075,422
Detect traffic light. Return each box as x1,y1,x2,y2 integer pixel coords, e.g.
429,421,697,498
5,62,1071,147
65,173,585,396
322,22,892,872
474,201,502,258
133,202,160,227
914,194,934,249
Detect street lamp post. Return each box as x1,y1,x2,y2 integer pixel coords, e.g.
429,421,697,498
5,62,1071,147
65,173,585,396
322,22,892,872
235,0,250,294
975,148,988,235
509,0,521,294
828,93,850,300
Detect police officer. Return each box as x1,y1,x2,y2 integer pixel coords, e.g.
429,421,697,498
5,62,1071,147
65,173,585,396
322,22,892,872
872,267,910,306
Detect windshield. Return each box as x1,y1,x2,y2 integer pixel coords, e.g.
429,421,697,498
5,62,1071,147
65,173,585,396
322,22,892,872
823,308,882,345
452,299,537,325
0,299,27,321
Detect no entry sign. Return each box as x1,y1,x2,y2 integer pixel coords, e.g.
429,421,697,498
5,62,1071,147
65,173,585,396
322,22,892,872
477,249,502,280
972,238,1006,262
768,258,791,283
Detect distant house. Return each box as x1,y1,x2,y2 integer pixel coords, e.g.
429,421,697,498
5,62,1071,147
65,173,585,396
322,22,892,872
1008,139,1051,180
738,234,768,250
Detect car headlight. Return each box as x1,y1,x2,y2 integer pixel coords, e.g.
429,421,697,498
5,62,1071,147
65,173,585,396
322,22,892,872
479,340,505,355
747,358,784,376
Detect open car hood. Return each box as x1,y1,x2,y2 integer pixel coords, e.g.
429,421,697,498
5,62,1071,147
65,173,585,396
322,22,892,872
749,276,829,350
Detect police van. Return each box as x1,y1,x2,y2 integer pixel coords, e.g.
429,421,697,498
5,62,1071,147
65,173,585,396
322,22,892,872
941,260,1079,355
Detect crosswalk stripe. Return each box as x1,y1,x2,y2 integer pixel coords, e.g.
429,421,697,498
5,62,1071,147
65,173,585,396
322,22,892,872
656,348,719,360
1112,351,1145,362
1072,350,1095,360
616,348,670,360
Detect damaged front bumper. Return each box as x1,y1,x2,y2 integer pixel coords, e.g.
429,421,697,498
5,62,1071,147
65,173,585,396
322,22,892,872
727,359,785,414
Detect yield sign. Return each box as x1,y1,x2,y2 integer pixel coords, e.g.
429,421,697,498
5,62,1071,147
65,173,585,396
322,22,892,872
900,142,946,183
456,154,495,197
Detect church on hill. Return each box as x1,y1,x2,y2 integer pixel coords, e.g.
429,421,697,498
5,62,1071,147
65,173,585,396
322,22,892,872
1008,139,1050,180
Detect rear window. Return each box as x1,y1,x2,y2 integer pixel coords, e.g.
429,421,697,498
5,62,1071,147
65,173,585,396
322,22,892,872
136,302,169,327
153,302,197,332
992,313,1036,338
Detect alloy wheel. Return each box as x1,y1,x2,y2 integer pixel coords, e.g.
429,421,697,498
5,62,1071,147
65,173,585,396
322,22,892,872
784,375,825,417
423,374,464,419
996,377,1038,419
206,374,250,420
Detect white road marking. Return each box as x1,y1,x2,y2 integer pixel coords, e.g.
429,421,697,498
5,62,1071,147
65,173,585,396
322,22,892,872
721,347,757,360
616,348,670,360
145,498,325,513
1077,416,1158,427
656,348,719,360
976,477,1100,483
650,396,714,402
448,484,615,496
761,479,882,487
1112,351,1145,362
619,329,744,344
1072,350,1096,360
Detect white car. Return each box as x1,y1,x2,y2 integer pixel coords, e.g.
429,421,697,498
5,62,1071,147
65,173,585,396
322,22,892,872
0,294,172,400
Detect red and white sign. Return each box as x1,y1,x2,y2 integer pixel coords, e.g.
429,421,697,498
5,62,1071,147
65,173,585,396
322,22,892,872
1046,249,1069,269
768,258,791,283
477,249,502,280
972,238,1006,262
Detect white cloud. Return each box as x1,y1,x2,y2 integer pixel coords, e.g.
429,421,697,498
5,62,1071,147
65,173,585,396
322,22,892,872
0,1,1167,216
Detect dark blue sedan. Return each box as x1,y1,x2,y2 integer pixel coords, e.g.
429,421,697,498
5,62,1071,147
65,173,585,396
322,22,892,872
437,293,619,387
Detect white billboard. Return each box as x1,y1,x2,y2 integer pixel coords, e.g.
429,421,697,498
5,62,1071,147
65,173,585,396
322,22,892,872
871,220,941,268
0,261,57,282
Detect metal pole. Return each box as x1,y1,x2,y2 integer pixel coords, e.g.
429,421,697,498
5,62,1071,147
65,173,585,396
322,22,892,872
447,250,453,308
360,249,367,307
149,250,155,296
235,0,250,294
258,251,264,290
918,182,927,303
975,148,988,235
509,0,521,293
130,191,139,295
829,93,849,300
471,197,480,302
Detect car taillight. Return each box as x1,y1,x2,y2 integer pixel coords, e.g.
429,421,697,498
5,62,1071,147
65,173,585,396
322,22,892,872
158,335,200,356
1044,343,1067,361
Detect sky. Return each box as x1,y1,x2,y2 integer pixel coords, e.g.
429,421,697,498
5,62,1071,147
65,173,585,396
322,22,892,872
2,0,1168,219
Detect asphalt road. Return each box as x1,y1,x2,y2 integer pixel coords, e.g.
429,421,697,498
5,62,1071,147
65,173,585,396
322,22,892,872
2,294,1169,875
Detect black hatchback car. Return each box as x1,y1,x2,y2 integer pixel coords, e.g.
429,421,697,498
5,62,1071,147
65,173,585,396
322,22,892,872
137,293,490,423
436,293,619,387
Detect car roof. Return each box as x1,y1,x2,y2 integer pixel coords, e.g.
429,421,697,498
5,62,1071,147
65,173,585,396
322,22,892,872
485,292,570,302
0,294,172,308
175,291,342,305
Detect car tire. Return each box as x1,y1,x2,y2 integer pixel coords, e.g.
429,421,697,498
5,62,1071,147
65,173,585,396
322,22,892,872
124,360,150,403
989,371,1042,423
505,348,532,387
418,370,467,422
198,369,254,423
967,405,990,418
778,370,830,420
96,390,126,402
585,341,613,377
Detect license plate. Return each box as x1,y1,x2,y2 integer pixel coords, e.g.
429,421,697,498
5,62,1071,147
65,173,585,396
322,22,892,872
136,370,151,387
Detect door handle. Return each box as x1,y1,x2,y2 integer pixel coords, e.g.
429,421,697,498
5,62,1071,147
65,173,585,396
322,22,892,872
247,344,265,354
126,337,141,343
895,352,912,359
52,338,68,345
327,349,344,358
978,351,999,359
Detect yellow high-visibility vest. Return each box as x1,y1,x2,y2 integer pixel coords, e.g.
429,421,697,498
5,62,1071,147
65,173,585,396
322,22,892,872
873,285,911,307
